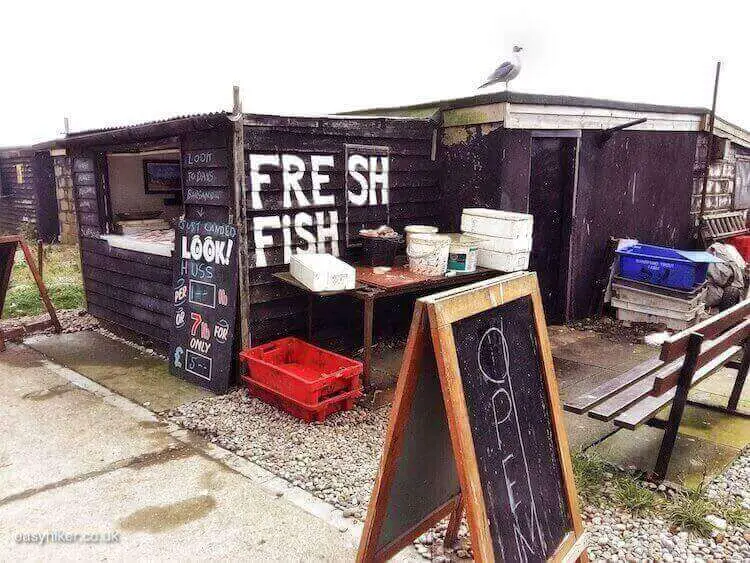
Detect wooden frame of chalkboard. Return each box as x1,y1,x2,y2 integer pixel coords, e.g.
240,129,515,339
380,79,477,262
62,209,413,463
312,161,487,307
358,272,586,563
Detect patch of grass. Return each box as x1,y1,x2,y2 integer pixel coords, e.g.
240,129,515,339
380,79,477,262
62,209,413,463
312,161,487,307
614,478,659,515
571,450,608,499
718,502,750,528
665,491,715,537
3,244,84,319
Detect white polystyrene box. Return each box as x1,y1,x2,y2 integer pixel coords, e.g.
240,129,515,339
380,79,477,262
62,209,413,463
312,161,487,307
472,233,533,253
476,248,530,272
461,208,534,239
290,253,356,292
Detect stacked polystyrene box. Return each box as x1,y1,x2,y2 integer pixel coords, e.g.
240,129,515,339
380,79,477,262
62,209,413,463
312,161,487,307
460,208,533,272
290,253,356,291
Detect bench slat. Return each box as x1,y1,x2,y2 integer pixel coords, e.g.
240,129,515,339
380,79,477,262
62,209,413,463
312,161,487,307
614,345,741,429
659,300,750,362
652,319,750,395
588,371,665,421
563,357,663,414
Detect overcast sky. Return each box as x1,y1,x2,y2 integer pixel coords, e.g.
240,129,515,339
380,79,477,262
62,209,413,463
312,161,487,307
2,0,748,146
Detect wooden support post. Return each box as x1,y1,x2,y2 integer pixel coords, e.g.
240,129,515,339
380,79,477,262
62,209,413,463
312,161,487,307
232,85,251,350
37,239,43,280
728,339,750,412
362,296,375,390
654,332,703,478
444,495,464,548
19,239,62,333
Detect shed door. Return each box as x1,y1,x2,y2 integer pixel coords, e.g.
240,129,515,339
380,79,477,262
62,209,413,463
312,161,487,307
32,152,60,243
528,136,577,323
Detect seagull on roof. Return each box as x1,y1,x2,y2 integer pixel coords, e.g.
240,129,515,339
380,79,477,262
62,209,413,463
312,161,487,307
479,46,523,89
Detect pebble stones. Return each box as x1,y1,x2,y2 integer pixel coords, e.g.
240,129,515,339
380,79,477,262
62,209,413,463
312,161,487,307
166,389,388,522
168,391,750,562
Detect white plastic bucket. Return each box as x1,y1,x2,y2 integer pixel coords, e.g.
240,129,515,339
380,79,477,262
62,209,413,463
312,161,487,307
404,225,438,246
447,234,483,272
407,233,450,276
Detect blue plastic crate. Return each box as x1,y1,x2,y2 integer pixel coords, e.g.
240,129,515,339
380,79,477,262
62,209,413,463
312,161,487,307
616,244,722,290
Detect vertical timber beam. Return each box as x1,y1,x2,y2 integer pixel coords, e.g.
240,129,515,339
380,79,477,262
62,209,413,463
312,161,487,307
728,339,750,412
653,332,703,479
232,85,251,349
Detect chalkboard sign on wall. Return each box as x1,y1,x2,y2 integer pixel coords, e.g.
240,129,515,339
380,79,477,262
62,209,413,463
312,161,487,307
169,220,239,393
358,273,586,563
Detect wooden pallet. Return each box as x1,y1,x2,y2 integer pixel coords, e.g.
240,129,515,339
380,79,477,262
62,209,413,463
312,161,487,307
699,211,748,246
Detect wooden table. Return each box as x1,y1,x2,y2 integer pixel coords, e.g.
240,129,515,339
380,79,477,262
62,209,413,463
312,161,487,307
274,266,500,389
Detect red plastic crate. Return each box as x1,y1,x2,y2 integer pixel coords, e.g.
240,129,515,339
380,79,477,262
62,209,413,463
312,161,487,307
729,235,750,262
244,377,361,422
239,337,363,406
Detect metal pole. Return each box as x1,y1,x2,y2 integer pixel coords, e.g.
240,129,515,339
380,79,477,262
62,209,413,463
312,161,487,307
698,61,721,221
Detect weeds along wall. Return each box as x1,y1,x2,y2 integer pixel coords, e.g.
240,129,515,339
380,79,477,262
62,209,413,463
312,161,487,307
242,115,439,344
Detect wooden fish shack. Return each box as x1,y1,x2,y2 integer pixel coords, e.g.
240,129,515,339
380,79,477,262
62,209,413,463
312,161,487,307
0,145,59,242
346,92,750,322
61,111,439,351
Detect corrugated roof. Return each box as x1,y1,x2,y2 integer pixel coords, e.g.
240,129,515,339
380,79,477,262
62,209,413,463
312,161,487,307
66,111,231,137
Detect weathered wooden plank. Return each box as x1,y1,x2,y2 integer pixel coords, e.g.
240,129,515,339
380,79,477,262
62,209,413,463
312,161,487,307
85,279,171,315
563,357,663,414
184,167,229,187
615,346,741,429
87,302,169,344
248,294,308,322
87,290,171,330
660,300,750,361
78,212,101,227
588,373,662,421
653,319,750,394
85,266,171,301
184,187,232,206
81,238,171,268
81,250,171,284
182,149,229,168
243,119,435,139
244,170,438,190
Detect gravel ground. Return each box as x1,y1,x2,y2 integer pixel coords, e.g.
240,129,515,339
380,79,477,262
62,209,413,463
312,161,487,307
166,391,750,562
0,308,99,339
166,389,388,519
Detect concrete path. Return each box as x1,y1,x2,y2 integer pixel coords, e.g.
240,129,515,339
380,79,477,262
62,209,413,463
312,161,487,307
0,343,368,560
549,326,750,486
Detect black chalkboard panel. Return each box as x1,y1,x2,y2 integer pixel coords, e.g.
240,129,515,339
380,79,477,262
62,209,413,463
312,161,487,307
376,320,461,552
184,167,229,187
451,295,571,562
184,187,231,207
169,220,239,393
183,149,229,168
359,274,584,563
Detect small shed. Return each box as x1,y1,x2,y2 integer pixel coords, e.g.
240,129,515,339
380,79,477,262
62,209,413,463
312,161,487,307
0,146,60,242
345,92,750,322
62,112,439,350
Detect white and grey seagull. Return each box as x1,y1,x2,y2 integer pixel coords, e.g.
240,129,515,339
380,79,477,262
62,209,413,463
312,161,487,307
479,45,523,89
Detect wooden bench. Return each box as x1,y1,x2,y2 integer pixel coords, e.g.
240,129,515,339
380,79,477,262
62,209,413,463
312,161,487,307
564,299,750,478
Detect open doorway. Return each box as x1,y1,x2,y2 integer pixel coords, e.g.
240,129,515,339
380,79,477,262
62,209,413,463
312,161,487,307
100,146,183,256
528,133,578,323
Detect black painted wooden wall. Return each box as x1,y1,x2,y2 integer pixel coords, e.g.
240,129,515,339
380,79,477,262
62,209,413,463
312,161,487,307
569,131,698,318
71,153,173,348
0,152,36,235
440,127,699,321
0,150,60,242
243,115,439,344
